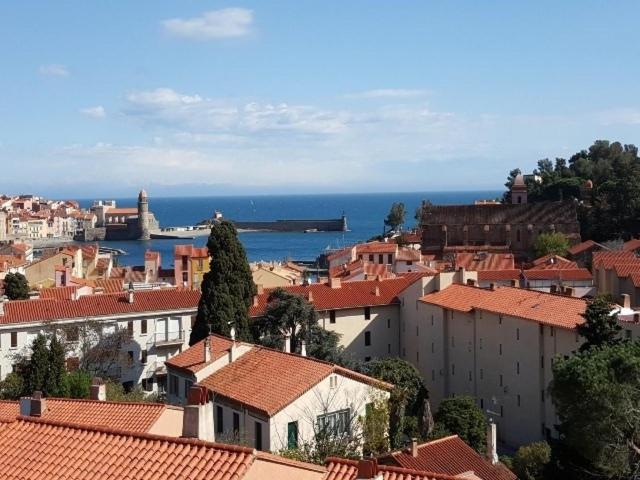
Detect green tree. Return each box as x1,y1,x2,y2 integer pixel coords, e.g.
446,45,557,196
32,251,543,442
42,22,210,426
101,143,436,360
512,442,551,480
65,370,92,399
434,396,486,454
532,232,570,258
384,202,406,233
190,221,256,345
414,200,432,224
45,335,68,397
550,342,640,478
3,272,29,300
0,372,24,400
577,295,622,351
24,334,49,394
105,380,160,403
361,392,391,457
363,358,429,448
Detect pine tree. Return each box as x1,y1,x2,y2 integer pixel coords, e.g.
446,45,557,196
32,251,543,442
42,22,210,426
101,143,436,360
190,221,256,345
4,272,29,300
577,295,622,351
46,335,68,397
25,334,49,394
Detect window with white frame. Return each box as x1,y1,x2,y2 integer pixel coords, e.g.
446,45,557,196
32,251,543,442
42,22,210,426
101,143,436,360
317,409,351,436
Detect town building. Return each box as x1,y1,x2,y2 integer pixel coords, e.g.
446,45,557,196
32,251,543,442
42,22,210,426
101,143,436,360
593,250,640,306
166,334,392,453
174,244,210,289
419,175,581,258
251,261,304,288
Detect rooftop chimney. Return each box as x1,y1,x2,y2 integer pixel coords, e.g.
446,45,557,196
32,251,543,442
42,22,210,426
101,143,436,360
284,332,291,353
127,282,134,304
253,295,259,307
466,279,477,287
490,283,496,291
550,284,557,294
19,391,47,417
182,385,214,442
357,459,378,479
0,296,5,316
621,293,631,309
329,277,341,289
565,287,574,297
256,284,264,295
204,337,211,363
486,421,498,465
300,340,307,357
308,291,313,303
410,438,418,457
374,286,380,296
510,279,518,288
90,377,106,401
229,326,237,362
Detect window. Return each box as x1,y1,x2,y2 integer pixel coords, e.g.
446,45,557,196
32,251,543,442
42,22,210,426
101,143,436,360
169,375,179,395
329,311,336,324
499,374,503,387
378,254,383,264
468,371,472,381
317,409,350,436
416,351,420,363
255,422,263,450
407,261,413,266
499,344,502,355
479,338,483,349
387,318,391,328
66,326,79,342
550,327,555,337
387,254,392,264
364,307,371,320
480,368,484,379
416,325,419,336
516,328,520,340
431,370,435,381
182,272,188,283
10,332,17,348
364,331,371,346
233,412,240,435
185,379,193,396
516,362,520,374
431,342,434,353
127,351,134,366
141,319,148,335
517,394,521,407
329,375,338,389
287,421,299,449
387,343,391,354
431,315,434,326
500,405,504,417
369,254,374,262
541,355,544,369
480,398,484,409
216,406,224,434
127,321,133,336
142,378,154,392
541,389,545,402
141,350,148,364
365,356,371,362
499,315,503,325
451,364,455,376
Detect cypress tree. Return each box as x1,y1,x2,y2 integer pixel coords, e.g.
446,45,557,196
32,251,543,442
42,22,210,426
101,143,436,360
46,335,68,397
26,334,49,394
190,221,256,345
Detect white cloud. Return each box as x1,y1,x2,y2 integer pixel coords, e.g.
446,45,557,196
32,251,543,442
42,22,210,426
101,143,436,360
80,106,106,119
39,64,70,77
162,8,253,40
344,89,430,99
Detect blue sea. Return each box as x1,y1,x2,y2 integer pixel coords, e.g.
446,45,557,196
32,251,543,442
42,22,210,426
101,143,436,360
78,191,500,267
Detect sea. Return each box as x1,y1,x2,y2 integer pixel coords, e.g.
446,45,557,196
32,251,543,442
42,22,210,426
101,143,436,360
78,191,501,267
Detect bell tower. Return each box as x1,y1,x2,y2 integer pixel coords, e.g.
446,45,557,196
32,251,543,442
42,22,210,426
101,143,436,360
138,189,151,240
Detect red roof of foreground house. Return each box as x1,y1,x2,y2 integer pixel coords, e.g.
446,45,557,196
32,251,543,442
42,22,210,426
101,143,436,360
249,273,426,317
329,260,395,281
0,288,200,325
192,338,392,417
378,435,516,480
325,458,463,480
0,398,176,433
39,285,80,301
356,241,398,254
454,253,515,271
0,417,254,480
421,284,586,330
567,239,607,256
593,251,638,269
166,335,247,374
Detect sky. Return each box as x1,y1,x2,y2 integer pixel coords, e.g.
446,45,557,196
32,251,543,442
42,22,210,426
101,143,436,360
1,1,639,197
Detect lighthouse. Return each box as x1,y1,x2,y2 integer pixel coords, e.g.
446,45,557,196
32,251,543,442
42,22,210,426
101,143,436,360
138,189,151,240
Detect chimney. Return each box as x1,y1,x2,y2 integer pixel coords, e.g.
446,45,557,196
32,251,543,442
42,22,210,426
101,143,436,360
127,282,134,303
374,286,380,296
357,459,378,479
204,337,211,363
0,296,5,316
466,279,477,287
284,332,291,353
410,438,418,457
621,293,631,309
256,284,264,295
182,385,214,442
329,277,341,289
565,287,574,297
550,284,557,294
510,279,518,288
308,291,313,303
90,377,106,401
486,421,498,465
20,391,47,417
490,283,496,291
229,327,237,362
300,340,307,357
253,295,259,307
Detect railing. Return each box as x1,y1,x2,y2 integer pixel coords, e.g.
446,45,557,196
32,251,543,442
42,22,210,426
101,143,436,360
147,330,185,347
146,360,167,376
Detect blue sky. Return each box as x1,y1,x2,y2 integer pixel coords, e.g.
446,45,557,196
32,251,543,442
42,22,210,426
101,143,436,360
1,1,639,197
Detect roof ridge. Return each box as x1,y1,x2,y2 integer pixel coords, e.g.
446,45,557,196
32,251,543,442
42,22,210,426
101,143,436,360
42,396,170,408
256,451,327,472
378,464,460,480
15,415,257,453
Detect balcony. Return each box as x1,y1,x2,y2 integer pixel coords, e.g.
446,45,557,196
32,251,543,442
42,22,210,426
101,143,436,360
148,330,185,348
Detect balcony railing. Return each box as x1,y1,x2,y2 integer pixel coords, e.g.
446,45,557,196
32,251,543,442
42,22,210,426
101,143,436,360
147,330,185,348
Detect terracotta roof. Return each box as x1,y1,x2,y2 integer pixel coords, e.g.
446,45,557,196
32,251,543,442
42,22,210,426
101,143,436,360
593,251,638,269
0,417,254,480
477,270,521,281
174,244,209,258
396,248,422,261
567,239,607,256
95,278,124,293
249,273,426,317
613,263,640,278
39,286,80,301
0,398,172,433
105,208,138,215
378,435,516,480
0,288,199,325
196,340,392,417
530,254,577,270
326,246,354,262
356,241,398,254
523,269,593,281
454,253,515,271
166,335,241,374
329,260,396,281
623,238,640,252
324,458,461,480
420,284,586,330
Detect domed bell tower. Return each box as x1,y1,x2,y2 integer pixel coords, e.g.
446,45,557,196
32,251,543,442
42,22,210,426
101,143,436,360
138,189,151,240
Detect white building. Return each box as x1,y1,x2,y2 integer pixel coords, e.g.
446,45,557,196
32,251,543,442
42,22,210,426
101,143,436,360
166,334,392,453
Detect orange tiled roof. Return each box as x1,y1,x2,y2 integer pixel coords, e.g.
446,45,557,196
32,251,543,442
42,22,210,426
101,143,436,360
166,335,240,374
39,286,80,301
378,435,516,480
174,244,209,258
249,273,426,317
477,270,521,281
454,253,515,271
326,246,354,262
530,254,577,270
0,417,254,480
95,278,124,293
329,260,395,281
396,248,422,261
613,263,640,278
0,398,171,433
593,251,638,269
105,207,138,215
324,458,461,480
523,268,593,281
420,284,586,330
196,341,392,417
567,239,607,256
623,238,640,252
0,289,199,325
356,241,398,254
